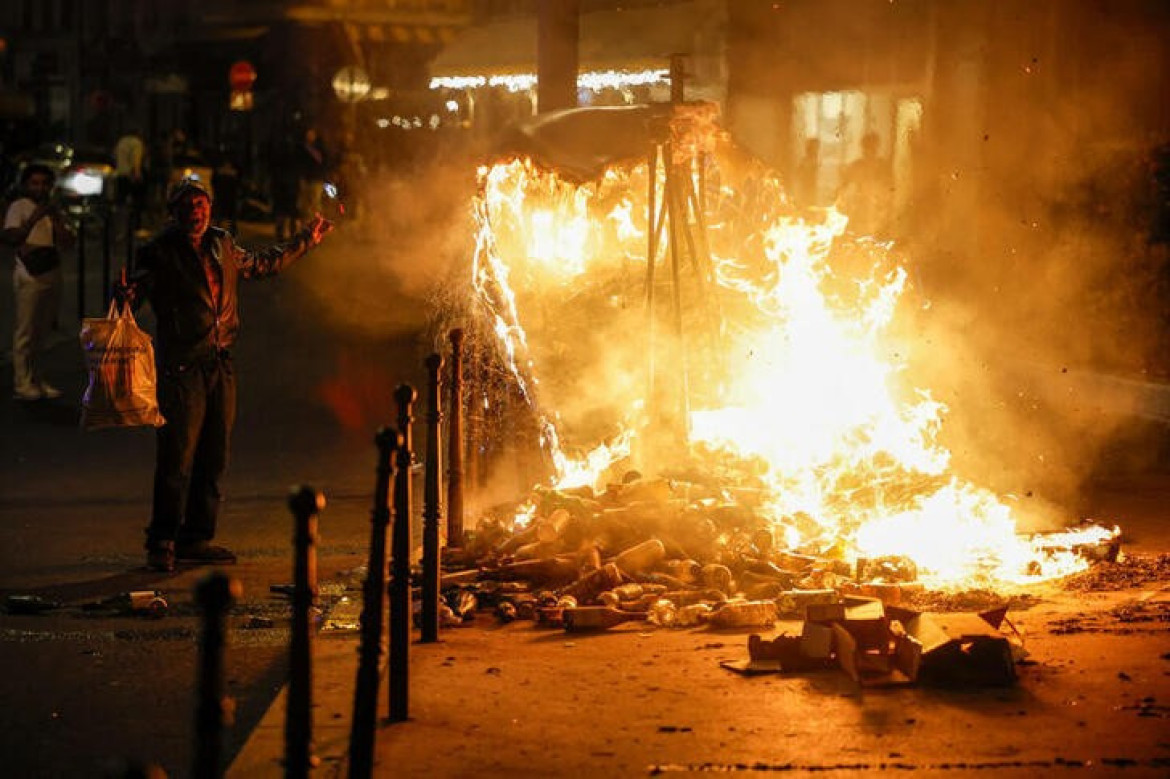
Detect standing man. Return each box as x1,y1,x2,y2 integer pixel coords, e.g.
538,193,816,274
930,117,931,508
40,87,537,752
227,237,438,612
837,132,893,238
118,178,333,571
3,163,74,400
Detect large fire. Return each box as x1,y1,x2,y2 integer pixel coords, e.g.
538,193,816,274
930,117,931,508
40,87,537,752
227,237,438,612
466,120,1117,592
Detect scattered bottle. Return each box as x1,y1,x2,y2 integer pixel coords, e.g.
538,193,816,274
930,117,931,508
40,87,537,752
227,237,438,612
447,590,478,623
514,597,537,620
640,572,691,590
483,556,579,584
495,601,518,623
611,583,645,601
534,508,570,543
663,559,701,584
676,603,713,627
83,590,168,618
647,599,678,628
4,594,63,614
439,604,463,628
659,589,728,607
701,563,734,594
706,600,778,628
562,605,649,632
535,605,567,628
613,539,666,576
557,563,622,604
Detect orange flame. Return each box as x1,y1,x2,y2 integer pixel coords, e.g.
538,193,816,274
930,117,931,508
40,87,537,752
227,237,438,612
468,144,1117,589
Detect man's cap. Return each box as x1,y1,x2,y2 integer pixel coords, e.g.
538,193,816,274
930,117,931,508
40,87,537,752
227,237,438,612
167,177,212,209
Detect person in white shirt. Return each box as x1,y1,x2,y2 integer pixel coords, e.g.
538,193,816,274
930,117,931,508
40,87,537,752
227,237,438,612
113,130,147,213
2,163,75,400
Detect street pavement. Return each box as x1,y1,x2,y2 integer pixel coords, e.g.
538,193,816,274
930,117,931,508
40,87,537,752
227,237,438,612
3,214,1170,778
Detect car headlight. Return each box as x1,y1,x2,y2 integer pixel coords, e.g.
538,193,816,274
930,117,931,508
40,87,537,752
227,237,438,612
60,167,105,197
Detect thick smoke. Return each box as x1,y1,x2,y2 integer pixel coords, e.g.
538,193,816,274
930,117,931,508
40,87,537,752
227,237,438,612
890,4,1170,526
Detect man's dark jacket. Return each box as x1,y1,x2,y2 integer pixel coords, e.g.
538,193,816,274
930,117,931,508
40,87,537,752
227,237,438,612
129,225,311,367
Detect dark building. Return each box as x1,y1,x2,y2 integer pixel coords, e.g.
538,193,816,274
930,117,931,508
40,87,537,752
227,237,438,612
0,1,475,182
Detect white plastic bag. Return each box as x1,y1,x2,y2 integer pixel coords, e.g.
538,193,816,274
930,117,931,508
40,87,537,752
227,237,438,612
80,301,166,430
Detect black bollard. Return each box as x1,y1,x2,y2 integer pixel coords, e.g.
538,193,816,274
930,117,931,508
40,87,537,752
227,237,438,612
446,329,465,549
421,354,443,643
286,485,324,778
389,384,416,722
125,206,136,271
76,212,87,320
193,572,241,779
102,207,112,308
348,428,399,778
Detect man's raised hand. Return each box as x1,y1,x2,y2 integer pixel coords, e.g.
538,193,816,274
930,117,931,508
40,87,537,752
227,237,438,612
307,214,335,247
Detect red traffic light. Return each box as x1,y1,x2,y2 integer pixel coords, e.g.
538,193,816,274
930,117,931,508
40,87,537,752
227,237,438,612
229,61,257,91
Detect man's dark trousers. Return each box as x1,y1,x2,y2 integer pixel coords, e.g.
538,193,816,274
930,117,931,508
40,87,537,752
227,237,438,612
147,350,236,549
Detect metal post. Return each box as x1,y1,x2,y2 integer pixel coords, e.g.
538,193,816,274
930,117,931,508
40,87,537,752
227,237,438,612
193,572,240,779
644,145,660,415
465,328,481,495
76,212,86,320
286,485,324,778
348,429,398,779
101,207,112,309
125,205,137,272
670,53,687,104
446,329,465,549
389,385,416,722
421,354,443,643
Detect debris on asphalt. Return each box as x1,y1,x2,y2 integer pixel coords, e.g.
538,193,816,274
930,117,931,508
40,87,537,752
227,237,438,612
3,594,64,614
718,598,1023,686
1061,552,1170,591
82,591,169,619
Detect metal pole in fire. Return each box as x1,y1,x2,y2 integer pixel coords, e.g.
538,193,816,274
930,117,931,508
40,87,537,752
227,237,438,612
193,571,240,779
670,53,686,104
421,354,444,643
286,485,324,778
446,328,465,549
389,384,417,722
348,428,398,778
644,144,659,406
668,54,691,442
665,142,689,441
464,325,480,498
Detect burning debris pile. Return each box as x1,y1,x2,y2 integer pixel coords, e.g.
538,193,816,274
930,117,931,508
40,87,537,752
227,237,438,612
428,105,1122,680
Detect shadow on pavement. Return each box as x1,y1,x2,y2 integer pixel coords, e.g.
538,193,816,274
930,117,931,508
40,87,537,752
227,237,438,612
0,567,182,605
11,397,81,427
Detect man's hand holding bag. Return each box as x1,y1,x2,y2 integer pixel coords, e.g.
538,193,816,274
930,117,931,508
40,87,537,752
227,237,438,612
79,301,165,430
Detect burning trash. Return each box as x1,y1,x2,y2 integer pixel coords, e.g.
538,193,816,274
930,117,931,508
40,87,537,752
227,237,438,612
425,104,1124,684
